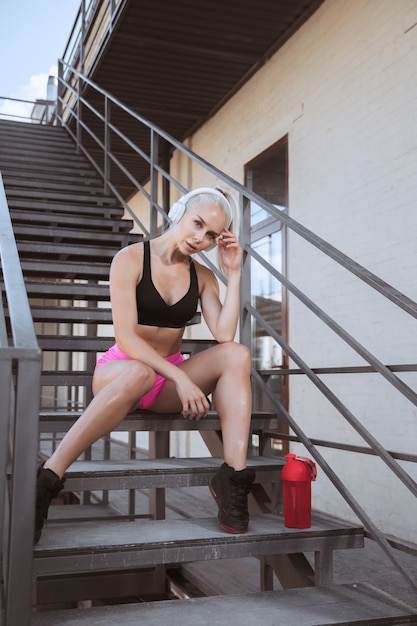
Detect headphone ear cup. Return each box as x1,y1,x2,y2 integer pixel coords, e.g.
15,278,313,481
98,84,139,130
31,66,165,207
168,200,186,223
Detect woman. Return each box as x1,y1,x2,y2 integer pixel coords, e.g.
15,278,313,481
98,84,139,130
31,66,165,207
35,187,254,544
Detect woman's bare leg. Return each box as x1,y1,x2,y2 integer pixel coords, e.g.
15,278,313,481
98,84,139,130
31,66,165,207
44,360,155,479
152,342,254,533
45,343,251,478
151,342,252,471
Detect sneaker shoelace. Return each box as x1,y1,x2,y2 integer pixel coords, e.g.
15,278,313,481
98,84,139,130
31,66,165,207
227,479,251,514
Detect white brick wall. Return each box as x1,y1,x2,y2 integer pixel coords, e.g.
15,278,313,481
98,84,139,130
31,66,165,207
175,0,417,541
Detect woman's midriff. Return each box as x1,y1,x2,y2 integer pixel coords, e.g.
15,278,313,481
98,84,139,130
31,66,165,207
134,325,185,358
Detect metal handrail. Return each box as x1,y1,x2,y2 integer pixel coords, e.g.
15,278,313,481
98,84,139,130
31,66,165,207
53,60,417,593
249,246,417,406
62,0,126,80
0,95,55,125
248,302,417,498
0,172,42,625
58,62,417,316
252,368,417,594
57,61,417,375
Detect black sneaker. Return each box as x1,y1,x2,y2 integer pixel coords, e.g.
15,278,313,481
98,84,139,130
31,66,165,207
209,462,255,533
34,463,65,545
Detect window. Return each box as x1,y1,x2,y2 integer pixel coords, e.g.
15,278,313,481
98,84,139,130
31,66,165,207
245,137,288,427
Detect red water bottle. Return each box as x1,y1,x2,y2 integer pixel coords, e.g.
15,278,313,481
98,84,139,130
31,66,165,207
280,454,317,528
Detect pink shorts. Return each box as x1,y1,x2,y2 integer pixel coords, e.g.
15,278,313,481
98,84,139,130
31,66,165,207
95,344,185,409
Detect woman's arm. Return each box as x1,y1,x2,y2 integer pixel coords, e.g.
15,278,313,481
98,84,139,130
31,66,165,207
198,230,242,343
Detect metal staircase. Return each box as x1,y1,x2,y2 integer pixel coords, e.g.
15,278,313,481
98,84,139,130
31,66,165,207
1,115,417,625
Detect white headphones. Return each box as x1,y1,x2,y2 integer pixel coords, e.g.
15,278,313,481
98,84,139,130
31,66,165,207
168,187,233,228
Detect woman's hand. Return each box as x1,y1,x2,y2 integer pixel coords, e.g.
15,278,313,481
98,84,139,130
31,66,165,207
174,371,210,420
218,229,242,272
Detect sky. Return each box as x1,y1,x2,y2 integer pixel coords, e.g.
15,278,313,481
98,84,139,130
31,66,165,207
0,0,80,118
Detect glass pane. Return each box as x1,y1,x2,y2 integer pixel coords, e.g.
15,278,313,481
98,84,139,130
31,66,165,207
251,230,283,369
251,201,285,228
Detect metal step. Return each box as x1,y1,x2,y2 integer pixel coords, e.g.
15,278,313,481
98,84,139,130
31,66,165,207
1,160,99,178
40,371,93,387
5,187,119,206
10,209,133,231
0,151,99,170
38,410,279,434
32,514,364,577
0,126,72,146
14,224,136,247
21,259,110,280
60,456,283,492
0,136,82,154
17,240,120,261
2,176,113,194
15,280,110,301
47,504,123,522
8,196,123,219
2,169,104,186
29,583,417,626
29,305,112,323
0,160,104,177
38,335,209,352
31,310,199,326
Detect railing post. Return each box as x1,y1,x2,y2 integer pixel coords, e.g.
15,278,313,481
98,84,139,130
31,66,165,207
56,60,64,126
75,0,86,152
80,0,86,75
104,96,111,193
150,130,159,238
0,356,11,588
6,358,41,626
240,192,252,351
162,139,171,221
76,75,82,152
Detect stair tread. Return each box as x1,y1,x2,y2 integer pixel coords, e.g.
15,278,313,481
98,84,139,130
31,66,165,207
26,305,112,322
10,209,133,231
2,176,107,191
38,335,208,351
65,456,282,475
8,196,123,211
61,456,282,490
33,514,364,572
38,410,279,433
15,281,110,300
14,223,136,244
47,504,122,521
0,154,105,171
17,241,119,258
5,187,118,203
29,583,417,626
21,258,110,278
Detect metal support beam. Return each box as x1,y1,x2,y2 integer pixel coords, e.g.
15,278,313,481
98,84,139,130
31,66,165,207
148,432,169,520
6,359,41,626
150,130,159,238
262,554,315,590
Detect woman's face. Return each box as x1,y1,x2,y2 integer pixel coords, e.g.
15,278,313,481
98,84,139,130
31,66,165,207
178,202,227,254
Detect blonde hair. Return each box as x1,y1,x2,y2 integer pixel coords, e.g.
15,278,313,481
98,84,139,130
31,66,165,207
170,187,238,275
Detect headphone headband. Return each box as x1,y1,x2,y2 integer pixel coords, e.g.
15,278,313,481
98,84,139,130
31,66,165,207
168,187,233,228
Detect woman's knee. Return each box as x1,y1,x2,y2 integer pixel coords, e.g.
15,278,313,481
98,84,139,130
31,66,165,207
218,341,251,372
122,361,156,398
94,360,156,401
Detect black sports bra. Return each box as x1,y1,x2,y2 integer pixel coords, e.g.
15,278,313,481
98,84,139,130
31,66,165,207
136,240,199,328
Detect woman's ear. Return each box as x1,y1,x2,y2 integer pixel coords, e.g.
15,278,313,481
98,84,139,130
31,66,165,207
168,200,186,223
